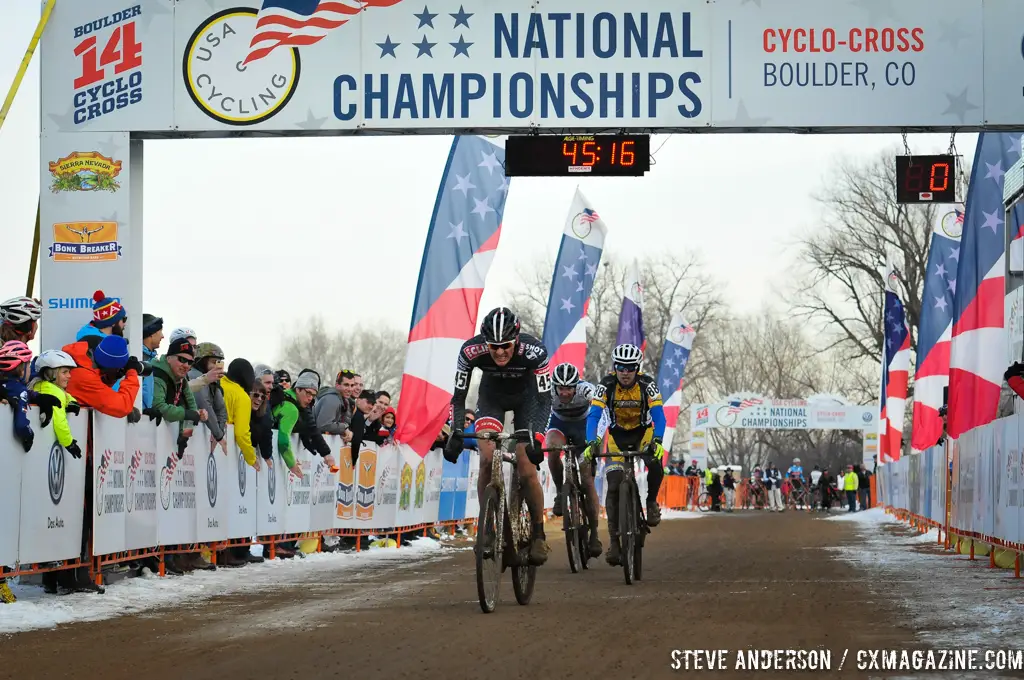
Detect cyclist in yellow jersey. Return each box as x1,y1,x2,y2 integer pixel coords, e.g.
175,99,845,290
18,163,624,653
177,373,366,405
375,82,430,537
582,343,666,566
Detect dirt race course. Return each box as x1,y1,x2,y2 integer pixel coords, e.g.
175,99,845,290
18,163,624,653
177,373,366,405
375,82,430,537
1,512,939,680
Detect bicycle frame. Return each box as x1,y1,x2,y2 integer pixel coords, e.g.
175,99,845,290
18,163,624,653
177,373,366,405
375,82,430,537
477,431,530,566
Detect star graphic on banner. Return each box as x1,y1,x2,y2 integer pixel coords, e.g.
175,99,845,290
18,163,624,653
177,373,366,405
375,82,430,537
137,0,172,33
949,247,960,261
495,176,509,195
478,151,500,174
666,357,676,368
942,87,980,124
985,161,1005,183
886,310,896,323
413,6,437,29
719,100,771,127
450,35,473,57
376,35,399,58
414,35,436,57
561,264,578,280
95,136,122,159
296,109,327,129
450,5,473,28
575,281,584,292
663,379,673,391
585,262,598,277
981,209,1003,233
452,173,475,196
447,221,467,244
471,196,494,219
936,19,970,49
674,348,683,358
100,211,121,226
560,298,575,313
673,366,680,376
850,0,898,24
1008,136,1022,158
577,248,588,261
623,319,632,332
947,278,956,294
47,105,89,133
934,262,947,278
934,296,948,312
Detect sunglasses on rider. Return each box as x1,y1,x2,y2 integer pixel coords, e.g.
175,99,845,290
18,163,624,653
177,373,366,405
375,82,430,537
613,363,638,372
487,342,514,351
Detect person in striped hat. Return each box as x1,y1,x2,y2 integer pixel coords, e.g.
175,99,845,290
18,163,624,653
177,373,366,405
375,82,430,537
75,290,127,343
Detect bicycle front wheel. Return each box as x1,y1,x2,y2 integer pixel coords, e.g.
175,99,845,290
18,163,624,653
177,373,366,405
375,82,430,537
620,479,637,585
475,486,502,613
564,479,583,574
511,495,536,605
697,492,712,513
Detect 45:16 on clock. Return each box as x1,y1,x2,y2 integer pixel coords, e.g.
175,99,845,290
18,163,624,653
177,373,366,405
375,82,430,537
504,134,651,177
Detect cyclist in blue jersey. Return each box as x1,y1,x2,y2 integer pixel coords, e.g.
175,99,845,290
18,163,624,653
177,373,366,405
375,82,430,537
786,457,805,491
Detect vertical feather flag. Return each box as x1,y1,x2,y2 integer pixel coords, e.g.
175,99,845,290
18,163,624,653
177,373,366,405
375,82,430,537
541,189,608,374
879,257,910,463
394,136,510,455
615,260,646,356
655,314,696,451
911,206,963,452
948,132,1024,439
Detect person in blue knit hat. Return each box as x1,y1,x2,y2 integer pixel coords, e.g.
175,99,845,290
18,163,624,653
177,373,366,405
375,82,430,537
141,313,163,408
76,290,127,343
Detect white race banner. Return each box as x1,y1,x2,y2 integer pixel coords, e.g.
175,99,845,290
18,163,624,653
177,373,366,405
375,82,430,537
157,425,198,546
0,409,24,566
465,451,480,522
284,440,312,535
256,441,287,536
393,444,424,528
309,454,337,533
421,449,444,525
92,413,128,555
18,409,88,564
125,420,159,551
227,427,258,540
196,425,231,543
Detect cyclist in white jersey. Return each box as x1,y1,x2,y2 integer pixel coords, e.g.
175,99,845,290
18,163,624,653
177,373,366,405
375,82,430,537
544,363,602,558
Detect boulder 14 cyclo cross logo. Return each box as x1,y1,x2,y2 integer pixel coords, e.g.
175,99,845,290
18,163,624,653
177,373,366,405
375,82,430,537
71,6,145,126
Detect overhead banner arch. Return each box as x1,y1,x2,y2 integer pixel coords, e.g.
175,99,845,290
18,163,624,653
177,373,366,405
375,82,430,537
689,393,877,470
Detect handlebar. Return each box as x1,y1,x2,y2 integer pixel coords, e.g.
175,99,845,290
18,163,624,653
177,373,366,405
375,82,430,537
540,444,584,453
592,450,644,458
472,430,533,444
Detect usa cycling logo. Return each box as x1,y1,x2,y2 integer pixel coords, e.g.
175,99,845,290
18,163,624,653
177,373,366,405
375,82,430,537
48,441,66,505
206,452,219,508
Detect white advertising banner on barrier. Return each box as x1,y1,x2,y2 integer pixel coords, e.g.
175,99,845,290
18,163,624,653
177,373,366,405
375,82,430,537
125,420,159,551
422,450,444,524
465,451,480,521
227,428,258,540
0,410,24,566
93,414,128,556
18,410,88,564
284,442,312,535
369,445,400,530
309,454,336,533
39,0,1024,135
393,445,423,529
157,426,198,546
256,444,287,537
197,425,231,543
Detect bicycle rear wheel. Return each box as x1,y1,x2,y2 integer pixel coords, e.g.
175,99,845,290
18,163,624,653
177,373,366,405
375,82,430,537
620,479,637,585
697,492,712,513
475,487,502,613
564,479,583,574
511,495,536,605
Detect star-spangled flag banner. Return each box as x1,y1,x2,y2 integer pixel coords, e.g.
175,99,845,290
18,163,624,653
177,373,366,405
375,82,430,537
948,132,1024,440
243,0,402,66
655,313,696,451
541,190,608,374
615,259,646,358
394,136,510,456
879,256,910,464
911,206,963,452
727,397,763,416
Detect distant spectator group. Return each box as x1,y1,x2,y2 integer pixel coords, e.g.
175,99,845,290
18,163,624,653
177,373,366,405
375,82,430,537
0,291,402,603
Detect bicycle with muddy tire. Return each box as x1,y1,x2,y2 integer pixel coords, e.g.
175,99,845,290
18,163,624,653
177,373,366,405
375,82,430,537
541,443,591,574
593,450,649,585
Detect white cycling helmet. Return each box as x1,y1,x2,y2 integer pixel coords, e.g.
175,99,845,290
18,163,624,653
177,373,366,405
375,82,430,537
36,349,77,370
793,457,801,464
612,343,643,368
0,296,42,325
551,362,580,387
169,326,197,344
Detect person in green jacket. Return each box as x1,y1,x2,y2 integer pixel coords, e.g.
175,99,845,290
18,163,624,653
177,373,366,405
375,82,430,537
149,338,208,458
843,464,859,512
271,373,317,479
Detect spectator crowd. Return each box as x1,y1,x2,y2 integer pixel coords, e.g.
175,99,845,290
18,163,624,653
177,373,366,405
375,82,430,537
0,292,403,603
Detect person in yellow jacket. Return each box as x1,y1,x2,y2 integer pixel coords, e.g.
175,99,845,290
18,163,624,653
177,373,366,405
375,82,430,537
222,358,259,472
842,464,859,512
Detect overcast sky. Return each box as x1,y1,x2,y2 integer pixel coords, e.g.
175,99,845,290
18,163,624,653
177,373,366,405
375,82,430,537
0,2,977,366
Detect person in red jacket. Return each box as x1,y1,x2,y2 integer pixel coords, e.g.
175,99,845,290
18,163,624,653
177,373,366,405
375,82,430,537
63,334,143,419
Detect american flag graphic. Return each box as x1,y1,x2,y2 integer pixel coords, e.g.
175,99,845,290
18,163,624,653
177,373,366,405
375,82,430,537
242,0,403,66
656,313,696,451
541,189,607,375
948,133,1024,439
879,259,910,464
727,397,763,415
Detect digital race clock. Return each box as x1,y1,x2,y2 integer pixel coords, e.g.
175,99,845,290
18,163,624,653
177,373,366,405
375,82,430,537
504,134,651,177
895,155,958,204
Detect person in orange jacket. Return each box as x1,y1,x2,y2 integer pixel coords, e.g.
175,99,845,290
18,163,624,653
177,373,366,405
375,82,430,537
62,334,142,419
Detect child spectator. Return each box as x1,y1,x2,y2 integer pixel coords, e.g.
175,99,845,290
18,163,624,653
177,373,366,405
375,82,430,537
0,341,38,451
0,296,42,343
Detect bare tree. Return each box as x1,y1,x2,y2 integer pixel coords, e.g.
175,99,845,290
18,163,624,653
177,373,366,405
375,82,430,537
279,317,406,397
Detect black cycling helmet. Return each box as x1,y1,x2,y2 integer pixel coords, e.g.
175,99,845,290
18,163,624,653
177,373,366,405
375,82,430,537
480,306,520,345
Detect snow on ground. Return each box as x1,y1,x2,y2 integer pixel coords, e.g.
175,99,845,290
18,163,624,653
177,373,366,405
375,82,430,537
662,508,707,519
1,537,448,635
822,508,1024,652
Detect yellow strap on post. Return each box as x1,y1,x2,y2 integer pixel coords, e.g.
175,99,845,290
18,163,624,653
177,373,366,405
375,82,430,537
0,0,57,133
